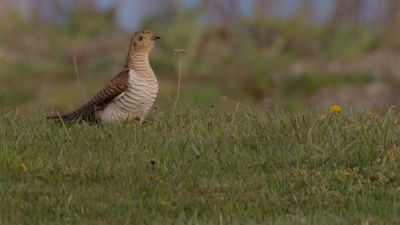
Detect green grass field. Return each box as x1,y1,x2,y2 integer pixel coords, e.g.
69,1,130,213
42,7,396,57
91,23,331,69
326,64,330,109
1,106,400,224
2,13,400,224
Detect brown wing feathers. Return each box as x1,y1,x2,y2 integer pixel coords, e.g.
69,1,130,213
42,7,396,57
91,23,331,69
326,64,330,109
48,70,129,123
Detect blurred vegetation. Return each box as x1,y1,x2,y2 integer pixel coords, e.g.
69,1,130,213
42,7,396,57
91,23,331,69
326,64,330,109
1,1,400,113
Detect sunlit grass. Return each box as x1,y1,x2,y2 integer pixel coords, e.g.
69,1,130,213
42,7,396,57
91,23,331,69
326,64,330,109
1,106,400,224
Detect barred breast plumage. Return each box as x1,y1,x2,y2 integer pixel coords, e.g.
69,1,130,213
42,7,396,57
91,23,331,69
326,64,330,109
98,70,158,123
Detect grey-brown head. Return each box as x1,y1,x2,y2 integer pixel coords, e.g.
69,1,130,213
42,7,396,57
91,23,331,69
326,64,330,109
130,30,160,53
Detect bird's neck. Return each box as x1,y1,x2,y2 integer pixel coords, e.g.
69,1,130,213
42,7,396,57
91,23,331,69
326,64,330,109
124,49,153,77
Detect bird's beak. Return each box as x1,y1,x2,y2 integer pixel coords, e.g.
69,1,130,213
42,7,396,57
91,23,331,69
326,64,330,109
152,35,161,41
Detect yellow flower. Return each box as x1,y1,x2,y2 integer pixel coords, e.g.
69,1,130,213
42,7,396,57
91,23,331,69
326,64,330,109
330,104,341,115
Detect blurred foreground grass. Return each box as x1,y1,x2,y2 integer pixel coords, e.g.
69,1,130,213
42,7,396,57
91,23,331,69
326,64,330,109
1,105,400,224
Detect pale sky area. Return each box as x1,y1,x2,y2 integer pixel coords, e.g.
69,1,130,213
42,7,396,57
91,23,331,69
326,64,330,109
96,0,383,31
5,0,385,31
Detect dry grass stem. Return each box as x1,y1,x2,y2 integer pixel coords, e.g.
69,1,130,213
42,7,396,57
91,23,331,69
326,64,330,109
172,49,187,114
231,102,240,123
73,52,88,101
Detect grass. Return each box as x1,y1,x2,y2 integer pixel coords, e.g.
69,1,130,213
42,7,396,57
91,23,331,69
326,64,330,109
2,12,400,224
1,105,400,224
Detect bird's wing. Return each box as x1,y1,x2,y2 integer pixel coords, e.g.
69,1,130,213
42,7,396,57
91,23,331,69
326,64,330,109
89,69,130,111
48,69,130,122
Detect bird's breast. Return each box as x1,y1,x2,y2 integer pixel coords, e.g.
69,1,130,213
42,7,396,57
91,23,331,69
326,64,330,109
99,71,158,123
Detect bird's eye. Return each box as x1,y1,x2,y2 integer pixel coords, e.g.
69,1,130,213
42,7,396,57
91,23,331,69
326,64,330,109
138,36,143,41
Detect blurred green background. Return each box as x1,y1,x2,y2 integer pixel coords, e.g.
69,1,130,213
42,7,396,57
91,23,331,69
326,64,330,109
1,0,400,113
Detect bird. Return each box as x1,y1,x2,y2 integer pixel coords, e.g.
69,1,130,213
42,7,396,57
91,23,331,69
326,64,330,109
48,30,160,124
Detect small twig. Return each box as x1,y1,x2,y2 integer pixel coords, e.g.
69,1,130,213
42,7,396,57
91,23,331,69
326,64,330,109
73,52,88,101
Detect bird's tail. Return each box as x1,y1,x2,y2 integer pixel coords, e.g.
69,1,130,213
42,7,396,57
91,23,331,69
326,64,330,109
46,112,77,124
47,99,99,124
47,108,97,124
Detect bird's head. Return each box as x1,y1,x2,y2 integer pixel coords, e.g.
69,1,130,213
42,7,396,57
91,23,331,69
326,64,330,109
131,30,160,53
